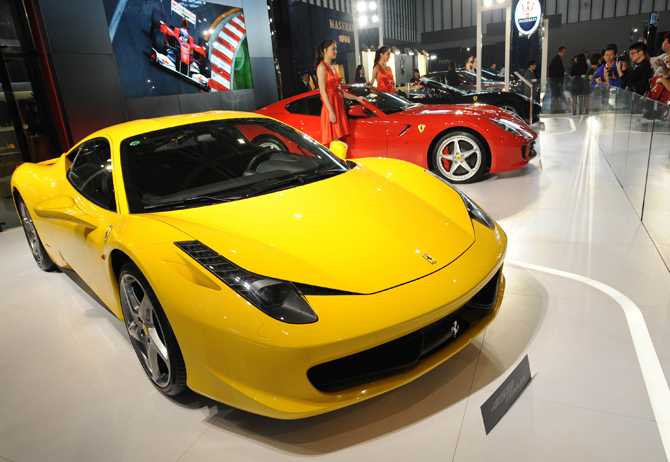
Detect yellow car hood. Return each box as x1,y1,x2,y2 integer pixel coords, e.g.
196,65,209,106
148,161,475,294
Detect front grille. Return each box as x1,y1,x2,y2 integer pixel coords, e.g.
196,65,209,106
307,269,502,392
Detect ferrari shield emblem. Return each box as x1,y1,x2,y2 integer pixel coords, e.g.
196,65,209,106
418,124,426,133
473,96,478,102
422,253,437,265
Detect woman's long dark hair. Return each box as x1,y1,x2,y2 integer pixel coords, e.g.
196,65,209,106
374,46,390,67
573,53,588,75
356,64,364,75
315,38,336,67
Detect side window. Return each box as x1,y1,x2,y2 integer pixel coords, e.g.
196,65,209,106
286,95,323,116
67,138,116,211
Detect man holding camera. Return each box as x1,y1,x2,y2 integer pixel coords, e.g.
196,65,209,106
617,42,652,95
594,44,623,88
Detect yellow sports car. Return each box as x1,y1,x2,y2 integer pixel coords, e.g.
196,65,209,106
11,111,506,419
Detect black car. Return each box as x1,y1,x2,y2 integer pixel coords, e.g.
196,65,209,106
422,70,525,94
398,78,541,125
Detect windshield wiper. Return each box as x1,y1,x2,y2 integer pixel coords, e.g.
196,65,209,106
143,195,240,210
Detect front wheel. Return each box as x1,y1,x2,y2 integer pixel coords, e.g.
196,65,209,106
17,196,56,271
119,262,186,397
431,131,489,184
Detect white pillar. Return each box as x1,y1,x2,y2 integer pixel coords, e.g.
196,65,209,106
540,18,548,96
504,5,511,92
476,6,482,92
377,0,383,46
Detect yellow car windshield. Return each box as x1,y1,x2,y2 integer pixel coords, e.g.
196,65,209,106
120,119,348,213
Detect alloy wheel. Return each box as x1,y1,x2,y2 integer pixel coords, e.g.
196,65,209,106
435,135,483,182
120,274,172,388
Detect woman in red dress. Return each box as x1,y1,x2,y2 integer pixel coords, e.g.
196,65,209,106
316,39,365,146
370,46,395,93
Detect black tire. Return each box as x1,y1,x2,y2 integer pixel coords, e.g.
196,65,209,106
151,29,166,57
16,195,56,272
119,262,186,397
200,56,211,79
150,8,165,37
430,131,489,184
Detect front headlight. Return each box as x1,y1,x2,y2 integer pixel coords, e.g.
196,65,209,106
490,118,522,137
425,170,496,230
175,241,318,324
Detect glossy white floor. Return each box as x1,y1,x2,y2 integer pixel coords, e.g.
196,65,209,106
1,116,669,462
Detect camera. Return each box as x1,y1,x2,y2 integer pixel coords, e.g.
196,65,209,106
607,67,615,77
617,52,629,62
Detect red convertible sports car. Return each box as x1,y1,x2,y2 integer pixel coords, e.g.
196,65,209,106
256,86,537,183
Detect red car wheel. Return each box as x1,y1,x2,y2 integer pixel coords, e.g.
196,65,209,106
432,131,489,184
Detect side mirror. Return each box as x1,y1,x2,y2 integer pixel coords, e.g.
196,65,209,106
347,105,368,118
329,141,348,160
33,195,100,229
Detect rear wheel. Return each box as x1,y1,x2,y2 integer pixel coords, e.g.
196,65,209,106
17,196,56,272
119,262,186,397
200,56,211,79
431,131,489,184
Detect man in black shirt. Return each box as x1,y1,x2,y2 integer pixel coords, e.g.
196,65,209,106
548,46,567,111
617,42,652,95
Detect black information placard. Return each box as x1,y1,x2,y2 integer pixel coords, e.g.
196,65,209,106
480,355,532,435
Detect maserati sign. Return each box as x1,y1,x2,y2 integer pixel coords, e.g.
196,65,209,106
514,0,541,36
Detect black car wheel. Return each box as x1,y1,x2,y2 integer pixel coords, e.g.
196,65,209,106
200,56,211,79
16,195,56,272
150,8,165,37
151,29,166,57
431,131,489,184
120,262,187,397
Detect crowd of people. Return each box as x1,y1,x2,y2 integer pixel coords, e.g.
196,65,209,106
546,33,670,114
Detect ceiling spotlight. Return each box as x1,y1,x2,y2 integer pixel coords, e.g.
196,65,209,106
369,1,376,10
371,15,379,22
484,0,492,6
405,48,414,55
359,15,368,26
467,47,470,51
391,46,401,54
358,1,366,12
431,55,437,60
361,42,371,51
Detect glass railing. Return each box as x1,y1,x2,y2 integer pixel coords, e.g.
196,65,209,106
562,76,670,268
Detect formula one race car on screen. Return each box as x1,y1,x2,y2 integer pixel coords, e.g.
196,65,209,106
149,6,211,91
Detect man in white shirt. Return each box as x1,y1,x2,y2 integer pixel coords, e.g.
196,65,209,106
651,32,670,78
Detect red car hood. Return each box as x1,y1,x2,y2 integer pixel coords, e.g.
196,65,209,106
399,103,510,120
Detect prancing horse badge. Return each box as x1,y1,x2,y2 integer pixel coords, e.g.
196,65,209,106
418,124,426,133
422,253,437,264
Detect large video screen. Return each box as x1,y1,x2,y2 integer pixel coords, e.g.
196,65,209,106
103,0,254,99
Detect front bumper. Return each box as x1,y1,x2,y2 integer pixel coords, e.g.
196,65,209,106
137,221,507,419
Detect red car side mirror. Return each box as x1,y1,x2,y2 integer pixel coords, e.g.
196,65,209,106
348,105,368,118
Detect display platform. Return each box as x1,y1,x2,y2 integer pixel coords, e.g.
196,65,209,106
0,117,668,461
